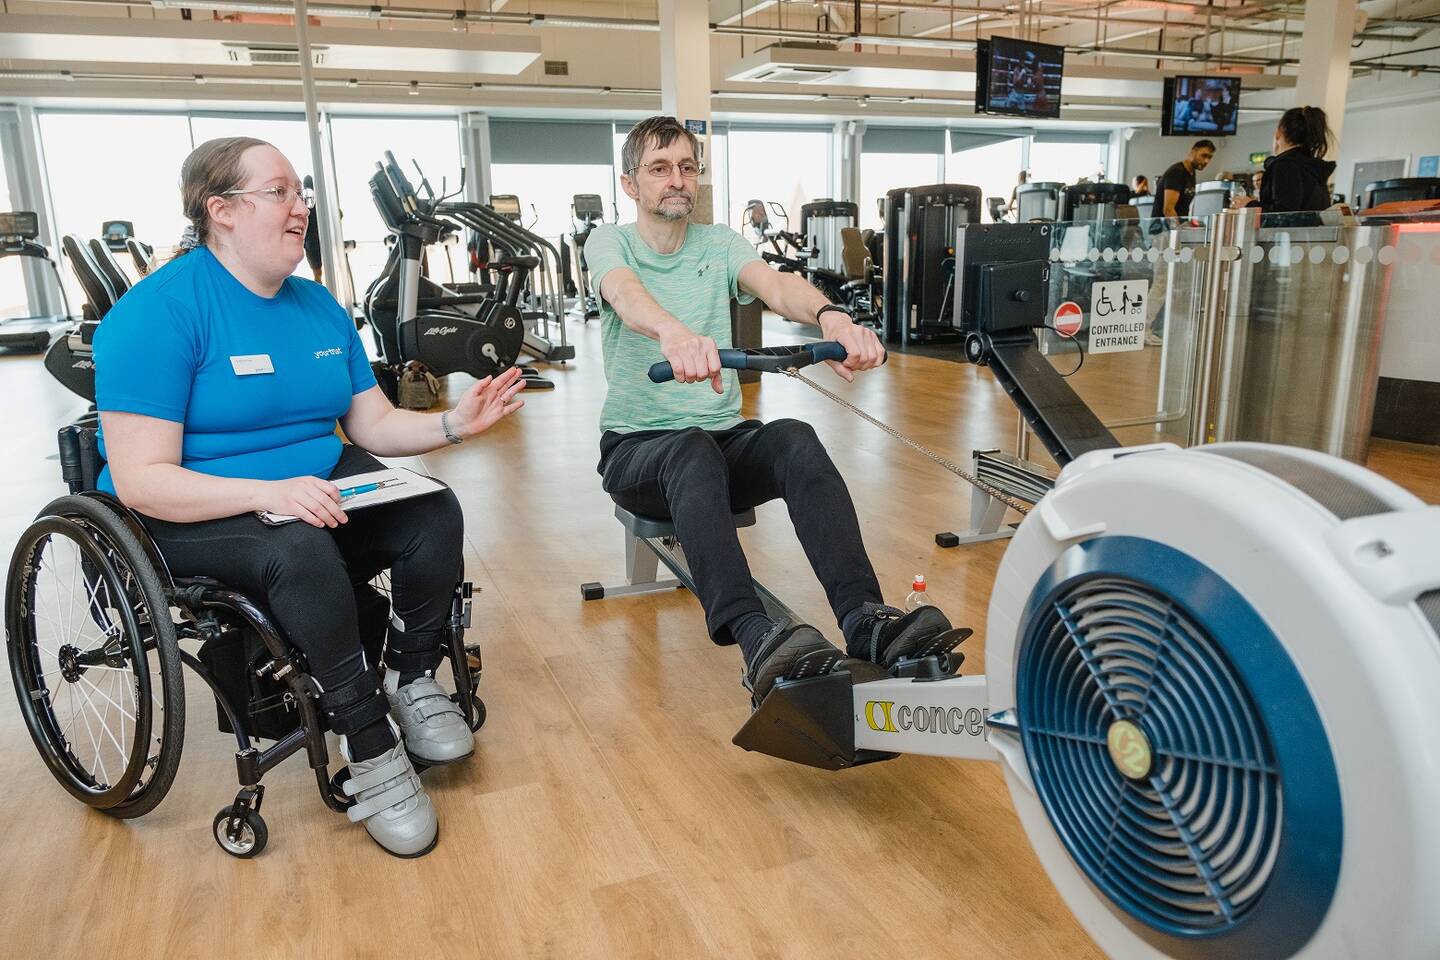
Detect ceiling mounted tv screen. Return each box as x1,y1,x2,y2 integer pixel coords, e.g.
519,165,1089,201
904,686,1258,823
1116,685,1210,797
1161,75,1241,136
976,36,1065,120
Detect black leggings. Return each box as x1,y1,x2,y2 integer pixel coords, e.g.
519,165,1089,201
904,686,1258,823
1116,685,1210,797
599,419,883,644
140,446,464,697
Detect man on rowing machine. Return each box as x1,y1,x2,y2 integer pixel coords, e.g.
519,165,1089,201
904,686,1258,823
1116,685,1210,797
586,115,960,705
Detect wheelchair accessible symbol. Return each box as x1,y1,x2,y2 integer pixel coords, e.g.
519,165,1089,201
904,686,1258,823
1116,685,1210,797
1053,301,1083,338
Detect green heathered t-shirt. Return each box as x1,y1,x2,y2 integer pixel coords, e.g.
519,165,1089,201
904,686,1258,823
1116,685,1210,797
585,221,761,434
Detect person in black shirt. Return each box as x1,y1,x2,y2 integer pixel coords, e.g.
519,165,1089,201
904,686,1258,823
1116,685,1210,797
1159,140,1215,218
1232,106,1335,214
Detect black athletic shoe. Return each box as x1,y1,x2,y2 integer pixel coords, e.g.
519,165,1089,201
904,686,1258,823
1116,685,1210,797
742,621,848,708
848,603,971,667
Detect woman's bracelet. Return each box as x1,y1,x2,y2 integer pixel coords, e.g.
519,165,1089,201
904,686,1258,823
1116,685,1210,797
440,410,464,445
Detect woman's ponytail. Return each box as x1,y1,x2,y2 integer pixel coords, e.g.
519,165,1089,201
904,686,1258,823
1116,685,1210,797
1278,106,1332,159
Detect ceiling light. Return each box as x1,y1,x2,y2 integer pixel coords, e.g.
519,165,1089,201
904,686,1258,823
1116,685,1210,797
531,14,659,31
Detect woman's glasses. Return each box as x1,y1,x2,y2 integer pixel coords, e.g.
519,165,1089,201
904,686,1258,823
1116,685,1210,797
222,184,314,206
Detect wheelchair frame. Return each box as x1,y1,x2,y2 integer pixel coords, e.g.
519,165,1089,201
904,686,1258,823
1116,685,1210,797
6,418,484,858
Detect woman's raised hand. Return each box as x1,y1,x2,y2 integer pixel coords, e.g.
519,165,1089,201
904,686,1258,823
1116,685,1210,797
447,366,527,439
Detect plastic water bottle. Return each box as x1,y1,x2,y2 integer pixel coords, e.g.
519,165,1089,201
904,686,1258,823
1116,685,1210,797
905,574,932,612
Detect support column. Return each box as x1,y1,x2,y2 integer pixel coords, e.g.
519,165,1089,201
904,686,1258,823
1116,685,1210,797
0,106,64,319
834,119,864,206
316,111,351,308
294,0,339,298
460,112,493,206
659,0,714,223
1296,0,1357,153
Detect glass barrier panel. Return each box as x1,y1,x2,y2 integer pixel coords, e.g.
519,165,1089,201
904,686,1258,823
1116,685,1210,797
1202,207,1440,461
1035,216,1207,456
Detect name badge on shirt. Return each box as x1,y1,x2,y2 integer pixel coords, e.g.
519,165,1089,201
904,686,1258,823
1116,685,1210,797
230,354,275,376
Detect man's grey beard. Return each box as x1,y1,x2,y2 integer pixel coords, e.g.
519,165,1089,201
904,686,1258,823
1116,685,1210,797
653,194,693,221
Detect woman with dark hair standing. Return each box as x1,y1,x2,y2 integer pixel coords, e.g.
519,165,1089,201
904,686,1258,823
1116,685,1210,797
1234,106,1335,213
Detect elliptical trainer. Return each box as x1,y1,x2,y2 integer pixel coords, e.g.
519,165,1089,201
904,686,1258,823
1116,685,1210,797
364,152,539,400
569,193,606,321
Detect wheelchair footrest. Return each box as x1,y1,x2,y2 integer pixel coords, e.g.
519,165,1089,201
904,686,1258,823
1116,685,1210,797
732,668,896,771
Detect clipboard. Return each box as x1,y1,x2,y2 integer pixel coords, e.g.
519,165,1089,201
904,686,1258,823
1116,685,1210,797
255,467,446,526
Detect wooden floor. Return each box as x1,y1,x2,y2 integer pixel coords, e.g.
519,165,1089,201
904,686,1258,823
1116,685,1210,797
0,322,1435,959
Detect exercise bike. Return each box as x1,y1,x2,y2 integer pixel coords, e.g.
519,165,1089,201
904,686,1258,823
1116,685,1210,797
588,223,1440,958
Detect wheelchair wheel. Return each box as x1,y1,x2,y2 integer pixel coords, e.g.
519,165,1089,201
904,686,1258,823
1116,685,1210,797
212,807,267,858
5,495,185,817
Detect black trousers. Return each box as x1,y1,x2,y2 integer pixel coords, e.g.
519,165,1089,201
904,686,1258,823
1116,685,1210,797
141,446,463,693
599,419,882,644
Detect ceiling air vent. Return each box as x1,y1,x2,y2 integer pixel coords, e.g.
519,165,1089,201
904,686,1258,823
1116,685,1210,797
748,65,844,83
544,60,569,76
222,43,329,67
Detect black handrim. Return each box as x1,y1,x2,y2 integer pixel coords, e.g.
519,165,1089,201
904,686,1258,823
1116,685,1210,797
6,516,153,807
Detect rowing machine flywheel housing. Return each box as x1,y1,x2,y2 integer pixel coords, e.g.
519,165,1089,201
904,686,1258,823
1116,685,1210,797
985,441,1440,959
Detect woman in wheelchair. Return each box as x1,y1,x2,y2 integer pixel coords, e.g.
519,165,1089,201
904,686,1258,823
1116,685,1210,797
91,137,525,856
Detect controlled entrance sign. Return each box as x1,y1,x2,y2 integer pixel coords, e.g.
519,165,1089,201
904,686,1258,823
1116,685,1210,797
1088,279,1147,354
1053,301,1083,338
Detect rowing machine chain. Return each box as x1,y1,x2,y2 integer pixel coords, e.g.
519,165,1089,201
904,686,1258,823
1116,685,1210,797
782,368,1034,517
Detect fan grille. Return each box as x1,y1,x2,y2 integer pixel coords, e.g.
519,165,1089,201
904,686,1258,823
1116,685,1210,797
1018,575,1282,935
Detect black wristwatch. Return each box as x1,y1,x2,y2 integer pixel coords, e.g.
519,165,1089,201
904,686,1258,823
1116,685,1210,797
816,304,853,323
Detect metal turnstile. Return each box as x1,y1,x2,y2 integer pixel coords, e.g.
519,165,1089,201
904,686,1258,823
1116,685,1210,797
882,184,982,344
1194,210,1392,462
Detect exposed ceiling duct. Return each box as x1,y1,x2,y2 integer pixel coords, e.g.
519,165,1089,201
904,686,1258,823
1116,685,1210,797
0,15,542,74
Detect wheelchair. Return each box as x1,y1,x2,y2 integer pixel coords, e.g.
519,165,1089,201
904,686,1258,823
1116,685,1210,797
4,415,485,858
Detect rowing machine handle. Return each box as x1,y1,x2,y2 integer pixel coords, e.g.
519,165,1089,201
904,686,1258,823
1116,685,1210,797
648,341,848,384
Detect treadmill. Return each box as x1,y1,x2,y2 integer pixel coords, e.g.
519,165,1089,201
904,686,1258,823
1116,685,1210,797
0,211,73,352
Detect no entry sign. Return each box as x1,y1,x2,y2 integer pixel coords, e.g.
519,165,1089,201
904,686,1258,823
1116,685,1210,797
1053,301,1083,338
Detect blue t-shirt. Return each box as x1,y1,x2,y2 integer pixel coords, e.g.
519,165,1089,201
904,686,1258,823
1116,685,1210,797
93,247,376,493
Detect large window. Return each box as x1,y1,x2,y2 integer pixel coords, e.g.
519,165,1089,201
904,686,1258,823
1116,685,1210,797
1029,137,1110,187
859,153,944,227
0,156,24,320
726,128,830,238
190,114,314,182
490,162,613,249
329,115,463,300
947,135,1025,216
39,112,195,308
859,128,945,229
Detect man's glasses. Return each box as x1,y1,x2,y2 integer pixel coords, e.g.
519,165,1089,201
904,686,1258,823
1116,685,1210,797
222,184,313,206
627,160,704,180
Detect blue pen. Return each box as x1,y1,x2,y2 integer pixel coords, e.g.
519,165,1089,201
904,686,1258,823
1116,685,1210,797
338,478,406,499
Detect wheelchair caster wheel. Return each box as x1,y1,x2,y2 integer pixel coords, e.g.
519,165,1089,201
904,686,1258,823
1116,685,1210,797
213,807,268,859
470,698,487,732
